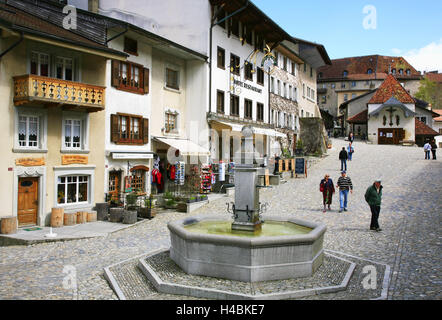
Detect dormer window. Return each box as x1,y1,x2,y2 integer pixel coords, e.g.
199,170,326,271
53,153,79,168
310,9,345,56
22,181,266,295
343,70,348,77
406,69,411,75
392,68,396,75
367,69,373,75
399,69,403,75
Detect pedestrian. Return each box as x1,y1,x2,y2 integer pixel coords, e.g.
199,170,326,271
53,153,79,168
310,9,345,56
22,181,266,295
423,141,432,160
339,147,348,171
320,174,335,213
347,143,354,161
336,170,353,212
430,139,437,160
274,154,281,175
365,178,383,232
348,132,354,143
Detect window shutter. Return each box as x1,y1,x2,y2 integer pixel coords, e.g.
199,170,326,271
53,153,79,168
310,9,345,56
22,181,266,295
143,68,149,94
110,114,119,143
143,118,149,144
111,60,120,87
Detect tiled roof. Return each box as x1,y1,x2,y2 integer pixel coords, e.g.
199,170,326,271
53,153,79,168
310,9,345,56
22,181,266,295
368,74,415,104
347,109,368,123
434,110,442,122
425,73,442,83
317,55,421,81
0,2,125,57
415,118,439,136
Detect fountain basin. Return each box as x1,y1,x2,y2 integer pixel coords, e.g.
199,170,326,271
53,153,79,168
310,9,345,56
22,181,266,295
168,215,327,282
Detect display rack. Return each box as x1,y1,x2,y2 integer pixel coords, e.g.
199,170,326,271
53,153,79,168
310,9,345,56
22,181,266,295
200,164,212,194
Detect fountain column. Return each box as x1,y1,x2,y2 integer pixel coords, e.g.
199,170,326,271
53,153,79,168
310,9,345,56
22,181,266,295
231,126,262,232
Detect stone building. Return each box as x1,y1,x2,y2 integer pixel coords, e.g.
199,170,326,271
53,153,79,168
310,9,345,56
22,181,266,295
317,55,423,125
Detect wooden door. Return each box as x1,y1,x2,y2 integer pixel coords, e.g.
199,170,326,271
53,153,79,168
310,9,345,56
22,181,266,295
17,177,39,226
108,171,121,200
378,128,403,145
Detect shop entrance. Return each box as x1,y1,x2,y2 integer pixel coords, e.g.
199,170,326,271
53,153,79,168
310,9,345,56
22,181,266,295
108,170,122,200
17,177,39,226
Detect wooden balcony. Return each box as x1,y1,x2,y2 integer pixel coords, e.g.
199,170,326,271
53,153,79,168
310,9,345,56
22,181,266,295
13,74,105,112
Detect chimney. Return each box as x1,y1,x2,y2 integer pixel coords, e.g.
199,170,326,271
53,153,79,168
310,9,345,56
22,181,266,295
88,0,99,13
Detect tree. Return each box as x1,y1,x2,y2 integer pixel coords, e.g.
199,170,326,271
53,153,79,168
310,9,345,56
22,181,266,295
415,78,442,109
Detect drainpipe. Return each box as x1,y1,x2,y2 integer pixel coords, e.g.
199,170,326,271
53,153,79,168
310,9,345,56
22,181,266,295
0,32,23,59
106,25,128,44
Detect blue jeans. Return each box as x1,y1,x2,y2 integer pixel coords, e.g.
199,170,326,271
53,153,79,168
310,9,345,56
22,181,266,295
425,151,431,159
348,152,353,161
339,189,349,209
341,159,347,171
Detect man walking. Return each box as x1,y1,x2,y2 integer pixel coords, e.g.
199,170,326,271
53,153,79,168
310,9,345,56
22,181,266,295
336,171,353,212
430,139,437,160
339,147,348,171
365,179,383,232
424,141,432,160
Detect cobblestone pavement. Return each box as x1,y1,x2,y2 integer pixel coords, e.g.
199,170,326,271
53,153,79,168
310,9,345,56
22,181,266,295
0,139,440,300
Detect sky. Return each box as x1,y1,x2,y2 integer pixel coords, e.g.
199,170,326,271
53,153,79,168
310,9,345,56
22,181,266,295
253,0,442,72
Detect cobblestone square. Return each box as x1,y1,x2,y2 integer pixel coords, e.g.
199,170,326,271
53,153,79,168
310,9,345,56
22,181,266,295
0,139,440,300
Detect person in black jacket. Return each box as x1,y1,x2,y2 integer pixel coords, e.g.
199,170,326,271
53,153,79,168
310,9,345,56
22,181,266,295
430,139,437,160
339,147,348,171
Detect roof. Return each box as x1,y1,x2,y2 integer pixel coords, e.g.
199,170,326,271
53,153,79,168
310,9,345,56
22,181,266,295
415,118,439,136
369,74,415,104
434,110,442,122
317,55,421,81
339,89,376,109
347,110,368,124
425,72,442,83
210,0,292,45
0,0,127,57
291,36,331,68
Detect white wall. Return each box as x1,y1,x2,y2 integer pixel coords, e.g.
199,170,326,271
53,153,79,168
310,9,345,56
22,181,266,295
71,0,211,56
211,25,269,122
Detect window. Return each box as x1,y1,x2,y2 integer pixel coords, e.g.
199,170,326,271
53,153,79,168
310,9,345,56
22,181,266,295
331,83,336,89
217,90,225,113
255,34,264,52
64,119,82,149
302,83,305,97
257,103,264,122
341,82,346,89
344,94,348,102
351,81,356,87
130,168,147,192
307,87,311,98
215,7,226,29
406,69,411,75
288,85,292,99
57,175,89,205
244,99,253,119
230,18,240,37
419,116,427,124
367,69,373,74
166,67,179,90
56,57,73,81
230,54,240,75
343,70,348,77
257,67,264,85
292,63,296,76
244,62,253,81
392,69,396,75
230,94,239,116
293,87,298,101
165,112,178,133
283,56,287,71
310,67,313,78
217,47,225,69
399,69,403,75
270,77,274,93
322,95,327,104
31,52,49,77
301,110,304,117
18,115,39,148
124,37,138,55
111,114,148,145
277,80,281,95
244,26,252,45
318,72,323,79
352,93,356,99
303,63,307,73
111,60,148,94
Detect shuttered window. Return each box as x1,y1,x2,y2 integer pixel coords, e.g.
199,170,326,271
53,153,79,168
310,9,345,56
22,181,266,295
111,60,149,94
111,113,149,145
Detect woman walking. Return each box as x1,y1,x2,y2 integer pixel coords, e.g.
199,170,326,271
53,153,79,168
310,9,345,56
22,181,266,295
320,174,335,213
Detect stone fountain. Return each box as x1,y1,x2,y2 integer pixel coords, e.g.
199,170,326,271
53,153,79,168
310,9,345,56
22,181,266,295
167,126,326,282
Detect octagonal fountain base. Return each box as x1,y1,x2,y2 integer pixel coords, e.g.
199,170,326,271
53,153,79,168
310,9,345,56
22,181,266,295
167,215,327,282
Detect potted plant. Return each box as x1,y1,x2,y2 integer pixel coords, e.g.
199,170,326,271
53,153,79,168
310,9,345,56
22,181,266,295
187,196,196,203
138,195,156,219
295,139,304,156
165,198,177,209
200,194,208,201
126,193,138,210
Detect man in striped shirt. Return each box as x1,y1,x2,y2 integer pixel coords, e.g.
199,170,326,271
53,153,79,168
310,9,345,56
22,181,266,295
336,171,353,212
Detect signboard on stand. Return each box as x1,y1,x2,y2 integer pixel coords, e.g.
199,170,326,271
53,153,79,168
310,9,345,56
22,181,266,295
294,158,307,178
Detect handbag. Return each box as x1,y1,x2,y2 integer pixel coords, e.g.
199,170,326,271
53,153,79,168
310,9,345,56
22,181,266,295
320,183,324,192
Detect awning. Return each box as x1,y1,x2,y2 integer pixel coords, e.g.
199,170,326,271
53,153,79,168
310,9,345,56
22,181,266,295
154,137,210,156
212,120,286,137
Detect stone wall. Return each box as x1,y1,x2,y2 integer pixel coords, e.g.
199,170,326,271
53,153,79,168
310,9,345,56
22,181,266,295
300,118,327,155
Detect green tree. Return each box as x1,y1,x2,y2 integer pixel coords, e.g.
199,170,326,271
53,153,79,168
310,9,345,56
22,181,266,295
415,78,442,109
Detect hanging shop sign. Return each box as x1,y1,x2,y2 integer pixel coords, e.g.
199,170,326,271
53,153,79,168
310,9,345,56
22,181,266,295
15,157,45,167
62,155,88,165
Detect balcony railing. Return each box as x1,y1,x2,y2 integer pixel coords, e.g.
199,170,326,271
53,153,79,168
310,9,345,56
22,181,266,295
13,74,105,112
